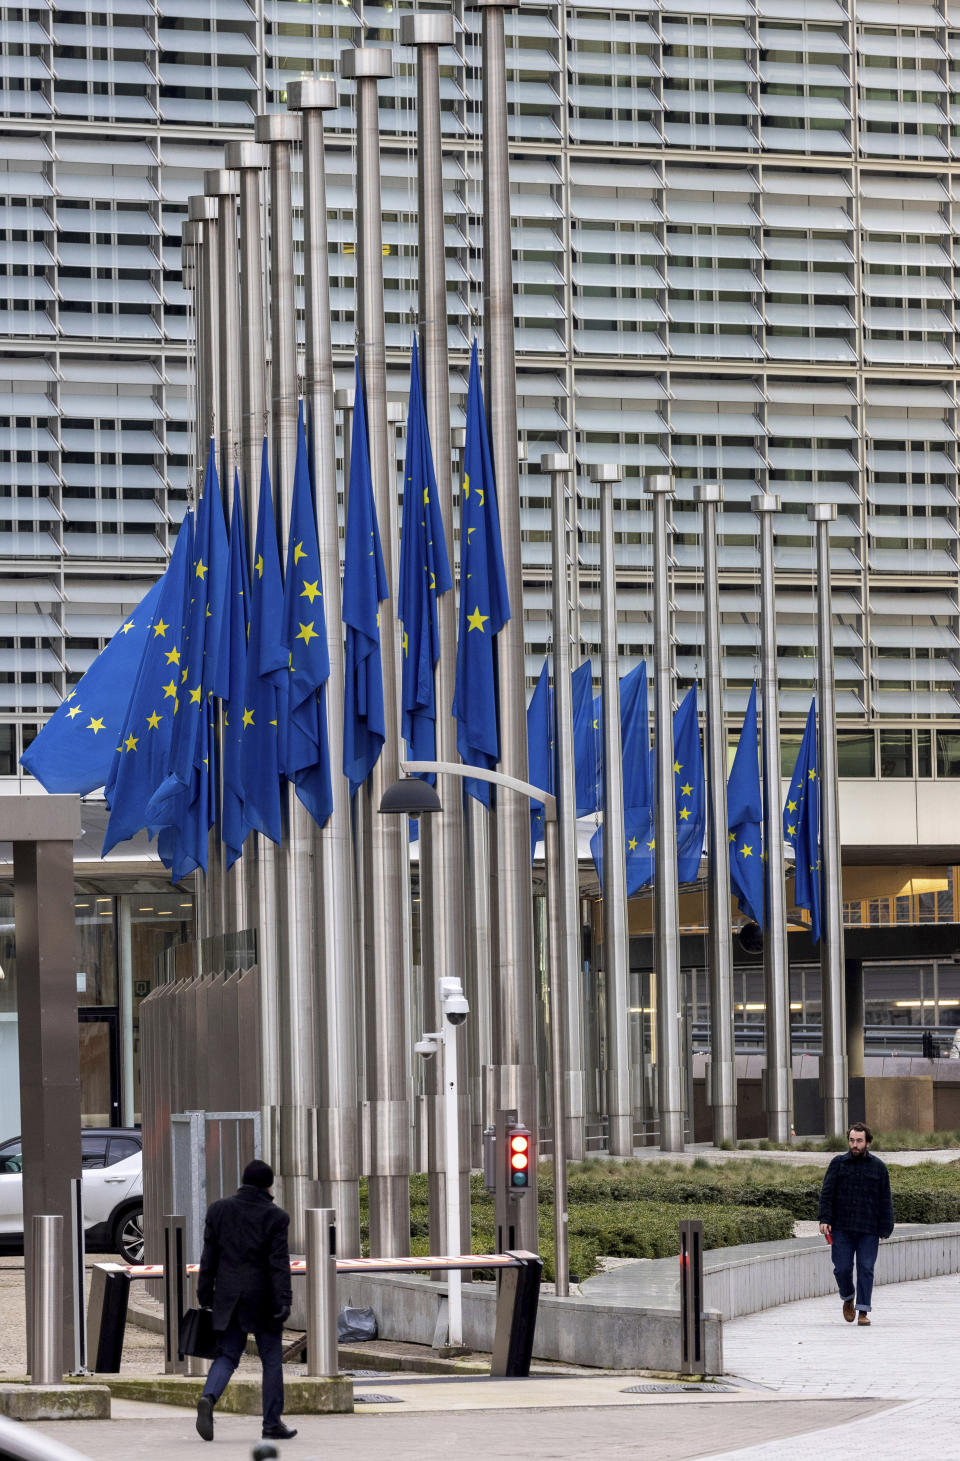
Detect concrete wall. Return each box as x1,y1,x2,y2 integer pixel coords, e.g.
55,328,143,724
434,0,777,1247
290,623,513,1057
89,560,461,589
336,1272,723,1376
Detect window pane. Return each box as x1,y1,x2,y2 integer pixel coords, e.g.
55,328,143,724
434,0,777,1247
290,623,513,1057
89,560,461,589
81,1133,109,1168
106,1136,139,1165
917,730,932,777
936,732,960,777
879,730,912,778
780,731,802,776
837,731,876,776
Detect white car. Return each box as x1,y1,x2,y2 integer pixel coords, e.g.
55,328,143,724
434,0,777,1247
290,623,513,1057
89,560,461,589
0,1414,93,1461
0,1129,143,1264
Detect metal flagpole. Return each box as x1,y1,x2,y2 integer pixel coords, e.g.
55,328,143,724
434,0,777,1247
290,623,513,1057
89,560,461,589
401,9,472,1255
254,110,322,1250
204,166,248,945
694,484,737,1145
808,503,847,1137
479,0,539,1245
647,473,684,1153
342,45,411,1257
594,464,632,1157
542,809,570,1296
751,493,792,1143
222,138,280,1141
289,78,362,1256
544,455,586,1165
186,193,224,961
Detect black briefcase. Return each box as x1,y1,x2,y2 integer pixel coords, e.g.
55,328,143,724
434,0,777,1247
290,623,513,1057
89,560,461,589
179,1306,219,1360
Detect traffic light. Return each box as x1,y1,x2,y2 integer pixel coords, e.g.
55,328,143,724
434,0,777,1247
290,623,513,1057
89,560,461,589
506,1121,531,1193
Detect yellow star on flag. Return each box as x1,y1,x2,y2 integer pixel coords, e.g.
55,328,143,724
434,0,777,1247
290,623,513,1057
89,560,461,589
255,554,263,579
163,679,178,700
165,646,180,666
787,823,796,837
628,837,638,851
646,837,656,850
402,629,409,656
124,734,139,753
296,621,318,645
679,806,691,821
87,717,105,734
121,620,135,634
293,541,307,564
153,619,169,638
195,559,208,580
728,830,736,843
300,579,321,603
680,781,692,796
146,711,162,730
242,708,255,728
67,705,82,720
467,606,489,633
741,844,753,858
808,767,817,780
787,799,797,812
189,685,202,705
673,760,682,774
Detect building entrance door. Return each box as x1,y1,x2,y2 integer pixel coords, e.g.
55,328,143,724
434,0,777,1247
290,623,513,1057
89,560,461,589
77,1010,120,1128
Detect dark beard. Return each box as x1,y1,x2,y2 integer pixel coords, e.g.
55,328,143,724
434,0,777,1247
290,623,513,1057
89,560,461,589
849,1147,866,1159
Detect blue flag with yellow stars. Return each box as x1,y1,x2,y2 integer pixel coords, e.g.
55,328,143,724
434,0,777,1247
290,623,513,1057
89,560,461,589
527,660,554,858
727,682,763,927
343,360,389,795
784,697,821,942
101,512,194,855
590,663,655,894
240,442,287,845
21,577,166,796
146,440,229,883
279,401,332,828
220,481,251,866
572,660,602,816
674,685,706,882
452,340,510,805
398,338,453,779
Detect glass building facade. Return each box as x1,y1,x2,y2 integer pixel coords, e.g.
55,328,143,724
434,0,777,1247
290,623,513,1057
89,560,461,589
3,0,960,1116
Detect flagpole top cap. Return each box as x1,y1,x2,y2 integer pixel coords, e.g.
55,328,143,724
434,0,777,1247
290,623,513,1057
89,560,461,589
807,502,837,523
451,427,466,448
477,0,521,10
224,140,269,170
187,195,217,223
287,77,337,111
400,12,456,46
750,492,780,514
540,453,569,474
203,168,239,197
181,220,203,247
254,113,302,144
643,474,673,496
334,389,355,410
590,463,622,485
342,47,393,81
692,482,722,504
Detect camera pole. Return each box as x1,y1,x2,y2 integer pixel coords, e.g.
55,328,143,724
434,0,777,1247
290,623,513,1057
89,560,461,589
439,977,464,1350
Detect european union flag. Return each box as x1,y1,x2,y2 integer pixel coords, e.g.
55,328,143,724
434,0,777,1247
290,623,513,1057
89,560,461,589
784,697,821,942
398,338,453,778
728,683,763,926
21,576,165,795
280,401,332,828
674,685,706,883
527,660,554,857
146,441,229,883
220,481,251,866
572,660,602,816
590,662,654,894
240,441,286,845
452,340,510,804
343,360,388,795
101,512,194,855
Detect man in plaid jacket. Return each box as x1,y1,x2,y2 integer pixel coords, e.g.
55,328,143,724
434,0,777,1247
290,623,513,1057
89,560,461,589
818,1122,895,1326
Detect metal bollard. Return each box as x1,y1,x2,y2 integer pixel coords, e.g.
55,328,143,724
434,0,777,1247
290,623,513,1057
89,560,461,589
679,1218,705,1376
304,1207,338,1377
162,1215,188,1375
30,1214,63,1385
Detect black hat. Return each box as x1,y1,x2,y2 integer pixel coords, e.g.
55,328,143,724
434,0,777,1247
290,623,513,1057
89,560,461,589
242,1159,274,1190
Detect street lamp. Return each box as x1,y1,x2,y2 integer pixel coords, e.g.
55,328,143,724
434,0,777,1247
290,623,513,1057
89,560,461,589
381,758,571,1297
415,973,470,1350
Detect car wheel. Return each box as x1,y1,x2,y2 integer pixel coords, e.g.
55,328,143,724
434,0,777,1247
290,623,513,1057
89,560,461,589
114,1207,144,1265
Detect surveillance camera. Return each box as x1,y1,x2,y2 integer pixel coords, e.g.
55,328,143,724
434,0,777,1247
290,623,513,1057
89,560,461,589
443,993,469,1027
415,1038,438,1059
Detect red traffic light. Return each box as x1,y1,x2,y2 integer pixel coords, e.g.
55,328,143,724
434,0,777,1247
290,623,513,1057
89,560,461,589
507,1126,531,1187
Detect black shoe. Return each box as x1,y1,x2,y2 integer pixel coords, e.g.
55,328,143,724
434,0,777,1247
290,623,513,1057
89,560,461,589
262,1424,298,1441
196,1395,215,1442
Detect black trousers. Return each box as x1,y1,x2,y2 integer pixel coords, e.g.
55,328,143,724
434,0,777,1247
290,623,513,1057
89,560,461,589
203,1317,284,1429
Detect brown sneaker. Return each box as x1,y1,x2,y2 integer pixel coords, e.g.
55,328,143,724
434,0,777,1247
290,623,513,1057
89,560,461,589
857,1312,871,1326
843,1299,856,1322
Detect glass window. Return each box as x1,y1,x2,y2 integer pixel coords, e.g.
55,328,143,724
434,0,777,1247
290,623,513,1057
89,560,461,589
879,730,912,777
780,731,802,775
837,731,876,776
81,1133,108,1169
917,729,932,776
0,1140,22,1174
936,731,960,777
106,1136,140,1165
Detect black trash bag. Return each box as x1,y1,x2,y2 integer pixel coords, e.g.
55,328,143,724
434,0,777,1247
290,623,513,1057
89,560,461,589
337,1306,378,1342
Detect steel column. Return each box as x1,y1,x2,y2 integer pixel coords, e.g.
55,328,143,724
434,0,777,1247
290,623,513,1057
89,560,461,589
808,502,847,1137
288,78,362,1257
751,494,792,1143
693,484,737,1145
255,110,322,1249
543,812,570,1296
647,474,684,1152
479,0,538,1246
342,46,411,1257
223,138,279,1135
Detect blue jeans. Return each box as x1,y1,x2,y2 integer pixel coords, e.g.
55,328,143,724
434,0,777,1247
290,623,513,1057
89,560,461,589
202,1319,284,1430
831,1230,880,1313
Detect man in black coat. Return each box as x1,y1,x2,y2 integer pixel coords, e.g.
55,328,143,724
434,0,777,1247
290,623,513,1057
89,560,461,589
195,1159,296,1442
818,1122,894,1327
